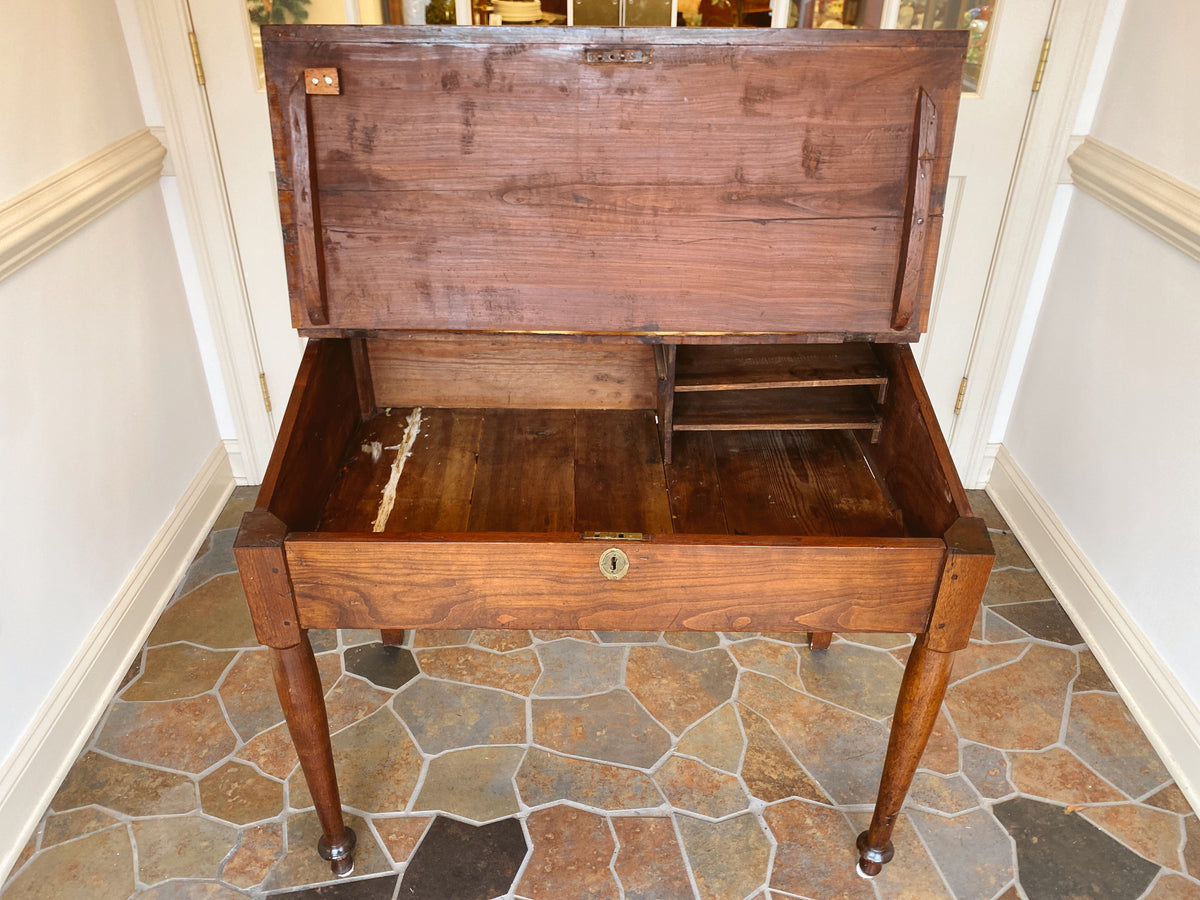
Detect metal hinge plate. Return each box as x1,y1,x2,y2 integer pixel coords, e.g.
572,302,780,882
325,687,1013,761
259,372,273,413
1032,38,1051,93
189,32,205,86
953,376,968,415
585,48,652,65
583,531,646,541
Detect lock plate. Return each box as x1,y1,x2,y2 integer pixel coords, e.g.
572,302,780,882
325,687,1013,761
598,547,630,580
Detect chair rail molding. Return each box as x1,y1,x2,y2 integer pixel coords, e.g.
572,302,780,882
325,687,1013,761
0,129,165,283
1069,136,1200,264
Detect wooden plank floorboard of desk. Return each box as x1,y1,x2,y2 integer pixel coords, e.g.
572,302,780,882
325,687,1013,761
380,408,483,533
796,430,907,538
664,432,729,536
467,408,576,533
574,409,673,535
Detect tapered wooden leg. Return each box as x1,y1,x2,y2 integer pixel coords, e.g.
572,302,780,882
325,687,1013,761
808,631,832,650
857,633,954,877
272,632,356,877
380,629,405,646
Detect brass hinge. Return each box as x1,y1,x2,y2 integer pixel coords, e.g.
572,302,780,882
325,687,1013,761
188,31,206,86
1032,37,1051,93
259,372,272,413
953,376,969,415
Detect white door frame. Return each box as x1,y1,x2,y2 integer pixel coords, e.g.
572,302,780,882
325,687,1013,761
132,1,1116,488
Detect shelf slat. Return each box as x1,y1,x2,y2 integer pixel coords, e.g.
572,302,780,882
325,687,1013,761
673,386,882,433
674,343,888,393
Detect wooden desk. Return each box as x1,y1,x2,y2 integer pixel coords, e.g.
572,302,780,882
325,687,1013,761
236,25,990,879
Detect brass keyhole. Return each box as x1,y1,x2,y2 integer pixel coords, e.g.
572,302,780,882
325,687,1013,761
598,548,629,580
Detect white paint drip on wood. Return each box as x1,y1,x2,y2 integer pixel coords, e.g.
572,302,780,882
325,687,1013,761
361,441,382,463
372,408,422,533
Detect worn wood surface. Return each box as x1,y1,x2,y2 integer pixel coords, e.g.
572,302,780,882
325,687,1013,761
574,409,674,534
663,432,728,534
367,336,657,410
892,89,938,331
674,343,888,392
233,509,303,649
673,385,881,432
349,336,375,417
263,28,964,337
924,516,995,652
256,339,360,531
286,534,945,633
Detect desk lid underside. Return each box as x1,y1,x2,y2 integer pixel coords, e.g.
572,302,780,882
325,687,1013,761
264,27,965,340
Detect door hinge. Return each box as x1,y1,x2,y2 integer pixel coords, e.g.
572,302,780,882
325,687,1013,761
259,372,272,413
953,376,969,415
188,31,206,86
1032,37,1051,92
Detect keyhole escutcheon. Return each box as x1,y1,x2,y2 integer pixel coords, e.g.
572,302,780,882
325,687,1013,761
598,547,630,580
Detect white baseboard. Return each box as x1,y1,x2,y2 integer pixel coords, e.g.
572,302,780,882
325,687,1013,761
987,445,1200,812
223,436,250,484
0,444,234,882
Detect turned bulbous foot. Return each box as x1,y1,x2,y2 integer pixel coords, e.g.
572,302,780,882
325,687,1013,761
855,831,893,878
319,826,357,877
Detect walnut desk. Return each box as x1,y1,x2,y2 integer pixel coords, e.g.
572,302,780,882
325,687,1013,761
234,25,993,879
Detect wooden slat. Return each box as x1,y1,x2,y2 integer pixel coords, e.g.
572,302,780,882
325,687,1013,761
367,336,656,410
673,386,881,432
674,343,887,392
892,89,939,331
574,409,673,534
257,339,360,531
466,409,576,532
285,80,328,326
286,534,946,633
664,432,728,535
792,431,906,538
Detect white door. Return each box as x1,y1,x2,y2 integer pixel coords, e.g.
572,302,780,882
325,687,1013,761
189,0,1052,450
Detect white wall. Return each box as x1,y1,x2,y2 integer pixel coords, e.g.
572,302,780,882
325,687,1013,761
0,0,221,766
1002,0,1200,703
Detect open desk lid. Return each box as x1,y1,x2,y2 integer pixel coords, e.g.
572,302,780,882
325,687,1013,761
263,26,965,340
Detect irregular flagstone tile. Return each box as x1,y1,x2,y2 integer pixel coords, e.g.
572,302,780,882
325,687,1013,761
760,632,809,645
967,489,1007,530
200,760,284,825
676,703,744,774
678,812,771,900
220,821,284,888
323,673,393,734
472,629,533,651
213,485,258,531
982,567,1054,606
264,811,389,891
961,743,1015,800
1,827,133,900
795,641,904,719
852,812,954,900
665,631,721,650
121,644,236,701
907,771,979,814
371,815,432,865
132,816,238,885
41,807,122,848
394,678,525,754
236,722,299,780
339,628,382,646
907,807,1014,900
984,608,1029,643
738,704,828,805
992,600,1084,646
947,640,1029,684
917,709,962,776
729,639,803,690
289,708,421,813
656,755,749,818
148,573,257,649
1076,648,1117,693
596,630,660,643
118,653,143,692
414,746,524,822
765,800,872,899
517,807,618,900
516,748,664,811
1067,691,1172,798
1146,783,1196,815
1082,804,1184,869
625,646,737,735
1187,815,1200,879
1145,874,1200,900
971,604,985,641
993,797,1159,900
135,882,248,899
532,629,597,642
612,817,694,900
1008,746,1125,805
840,632,914,650
990,531,1035,570
52,751,195,816
533,639,624,696
272,874,399,899
739,672,889,805
308,628,338,652
344,643,419,690
411,629,473,648
95,695,237,773
945,643,1076,750
177,528,238,596
533,690,671,769
400,816,527,900
218,649,286,740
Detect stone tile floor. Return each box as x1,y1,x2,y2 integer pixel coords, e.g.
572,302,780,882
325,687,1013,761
4,487,1199,900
